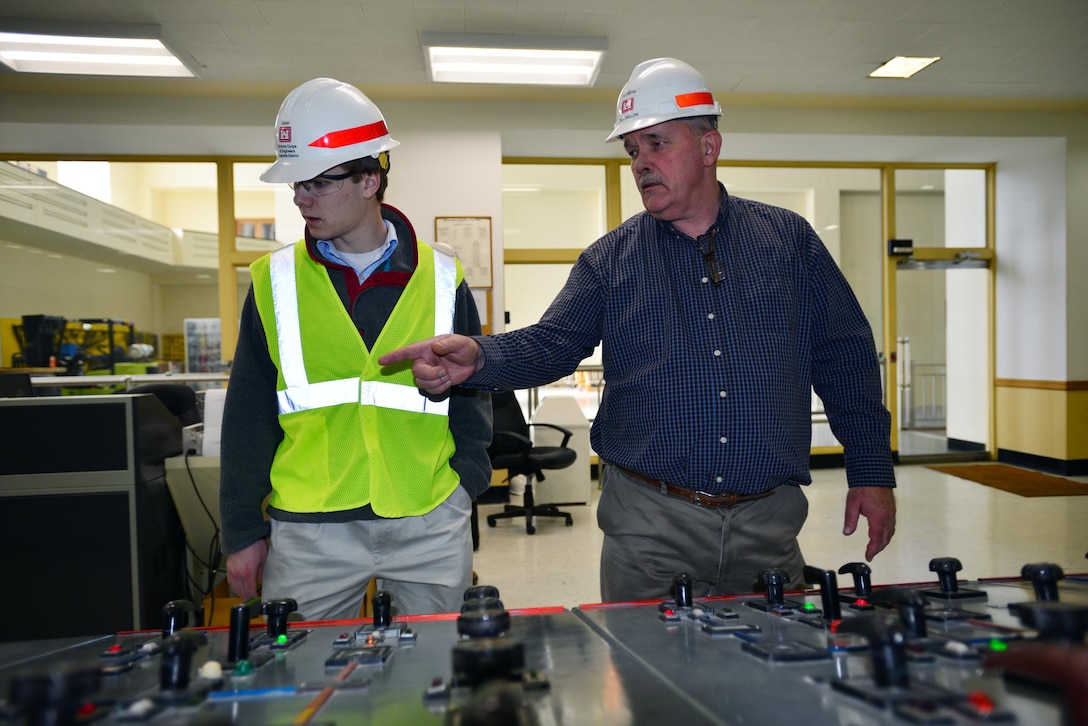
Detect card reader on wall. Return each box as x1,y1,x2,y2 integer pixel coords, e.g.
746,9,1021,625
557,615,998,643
888,239,913,256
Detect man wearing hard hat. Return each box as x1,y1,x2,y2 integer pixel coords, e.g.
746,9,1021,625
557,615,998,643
381,59,896,602
220,79,492,620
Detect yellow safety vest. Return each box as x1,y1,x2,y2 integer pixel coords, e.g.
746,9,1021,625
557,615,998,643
251,239,462,518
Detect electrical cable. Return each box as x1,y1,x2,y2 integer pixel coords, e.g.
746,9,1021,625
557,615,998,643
185,450,222,624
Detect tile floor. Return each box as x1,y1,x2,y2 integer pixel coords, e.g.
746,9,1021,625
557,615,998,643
471,463,1088,610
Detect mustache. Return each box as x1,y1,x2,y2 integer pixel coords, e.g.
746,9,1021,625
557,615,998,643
638,174,665,190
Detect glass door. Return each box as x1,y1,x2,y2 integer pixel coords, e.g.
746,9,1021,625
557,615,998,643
887,167,993,461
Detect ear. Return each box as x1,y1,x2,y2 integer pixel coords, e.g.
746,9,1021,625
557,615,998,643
359,171,381,200
702,130,722,167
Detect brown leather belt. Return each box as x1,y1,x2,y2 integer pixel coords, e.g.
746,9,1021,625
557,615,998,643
615,465,775,508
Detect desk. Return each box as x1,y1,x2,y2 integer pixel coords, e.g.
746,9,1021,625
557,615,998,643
163,455,222,601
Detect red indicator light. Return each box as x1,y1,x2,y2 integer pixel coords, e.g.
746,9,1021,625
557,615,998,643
77,703,97,716
107,645,123,653
855,599,870,607
829,619,842,633
966,692,994,715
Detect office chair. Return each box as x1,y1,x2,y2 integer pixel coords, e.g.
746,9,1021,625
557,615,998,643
486,391,577,535
120,383,201,427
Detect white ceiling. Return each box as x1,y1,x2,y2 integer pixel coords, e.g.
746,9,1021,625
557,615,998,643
1,0,1086,103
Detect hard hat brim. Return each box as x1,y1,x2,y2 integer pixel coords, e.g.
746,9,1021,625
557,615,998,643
258,141,399,184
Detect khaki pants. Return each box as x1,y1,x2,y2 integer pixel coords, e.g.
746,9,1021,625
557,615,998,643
262,486,473,621
597,465,808,602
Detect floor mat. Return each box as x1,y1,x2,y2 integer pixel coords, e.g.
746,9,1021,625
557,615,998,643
927,463,1088,497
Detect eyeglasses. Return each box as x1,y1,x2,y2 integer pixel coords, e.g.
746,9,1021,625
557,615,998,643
289,169,355,196
697,227,726,285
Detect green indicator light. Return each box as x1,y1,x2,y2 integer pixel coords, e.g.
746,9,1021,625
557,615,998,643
234,660,253,676
803,602,816,610
989,639,1008,652
277,634,288,644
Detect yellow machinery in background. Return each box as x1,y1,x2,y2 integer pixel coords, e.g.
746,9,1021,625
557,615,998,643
2,315,160,380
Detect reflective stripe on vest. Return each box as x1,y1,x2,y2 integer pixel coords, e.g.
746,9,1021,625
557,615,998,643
268,244,457,416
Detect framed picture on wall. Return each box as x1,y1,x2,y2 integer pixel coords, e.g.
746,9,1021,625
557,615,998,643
434,216,493,288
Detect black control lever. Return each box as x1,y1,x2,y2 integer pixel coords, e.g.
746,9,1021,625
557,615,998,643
673,572,694,608
372,590,394,629
160,631,208,692
262,598,298,639
835,614,910,689
838,562,873,598
162,599,197,639
227,597,262,664
1020,563,1065,602
803,566,841,621
760,569,790,606
928,557,963,594
876,587,928,639
1012,601,1088,643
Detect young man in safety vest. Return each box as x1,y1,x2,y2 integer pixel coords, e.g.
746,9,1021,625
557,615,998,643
219,78,492,620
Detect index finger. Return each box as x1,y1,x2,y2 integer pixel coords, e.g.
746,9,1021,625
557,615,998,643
378,338,439,366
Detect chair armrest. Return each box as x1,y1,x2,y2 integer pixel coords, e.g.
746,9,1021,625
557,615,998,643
528,422,573,448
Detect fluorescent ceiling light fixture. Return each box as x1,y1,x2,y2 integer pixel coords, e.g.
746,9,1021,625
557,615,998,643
0,20,197,77
869,56,940,79
423,32,606,86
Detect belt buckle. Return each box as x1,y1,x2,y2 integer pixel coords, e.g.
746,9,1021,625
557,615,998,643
694,490,737,507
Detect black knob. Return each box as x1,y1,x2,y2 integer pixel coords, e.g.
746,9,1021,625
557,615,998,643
760,569,790,606
1021,563,1064,602
227,597,262,663
928,557,963,593
1013,602,1088,643
372,590,393,629
162,599,196,639
835,614,910,689
262,598,298,639
457,599,510,639
9,665,101,726
464,585,501,602
838,562,873,597
160,631,207,692
673,572,693,608
803,566,841,621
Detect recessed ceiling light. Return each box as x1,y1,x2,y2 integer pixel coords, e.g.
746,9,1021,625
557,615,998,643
869,56,940,79
0,20,197,77
423,32,606,86
96,267,117,273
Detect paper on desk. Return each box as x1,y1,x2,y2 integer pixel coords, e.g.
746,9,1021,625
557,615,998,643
202,387,227,457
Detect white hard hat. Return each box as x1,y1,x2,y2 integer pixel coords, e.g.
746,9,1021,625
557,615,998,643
260,78,400,183
606,58,722,142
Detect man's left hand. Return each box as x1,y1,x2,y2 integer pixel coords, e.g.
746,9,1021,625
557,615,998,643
843,486,896,561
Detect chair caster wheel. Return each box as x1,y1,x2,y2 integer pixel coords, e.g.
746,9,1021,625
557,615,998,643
527,525,536,535
487,520,496,528
565,519,573,526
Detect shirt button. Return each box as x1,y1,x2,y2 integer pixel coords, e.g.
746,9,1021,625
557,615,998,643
719,390,727,398
701,276,709,284
707,313,715,320
713,350,722,357
716,476,723,483
719,436,728,444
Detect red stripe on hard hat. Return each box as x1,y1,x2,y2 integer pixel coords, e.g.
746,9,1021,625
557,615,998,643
309,120,389,149
675,92,714,108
